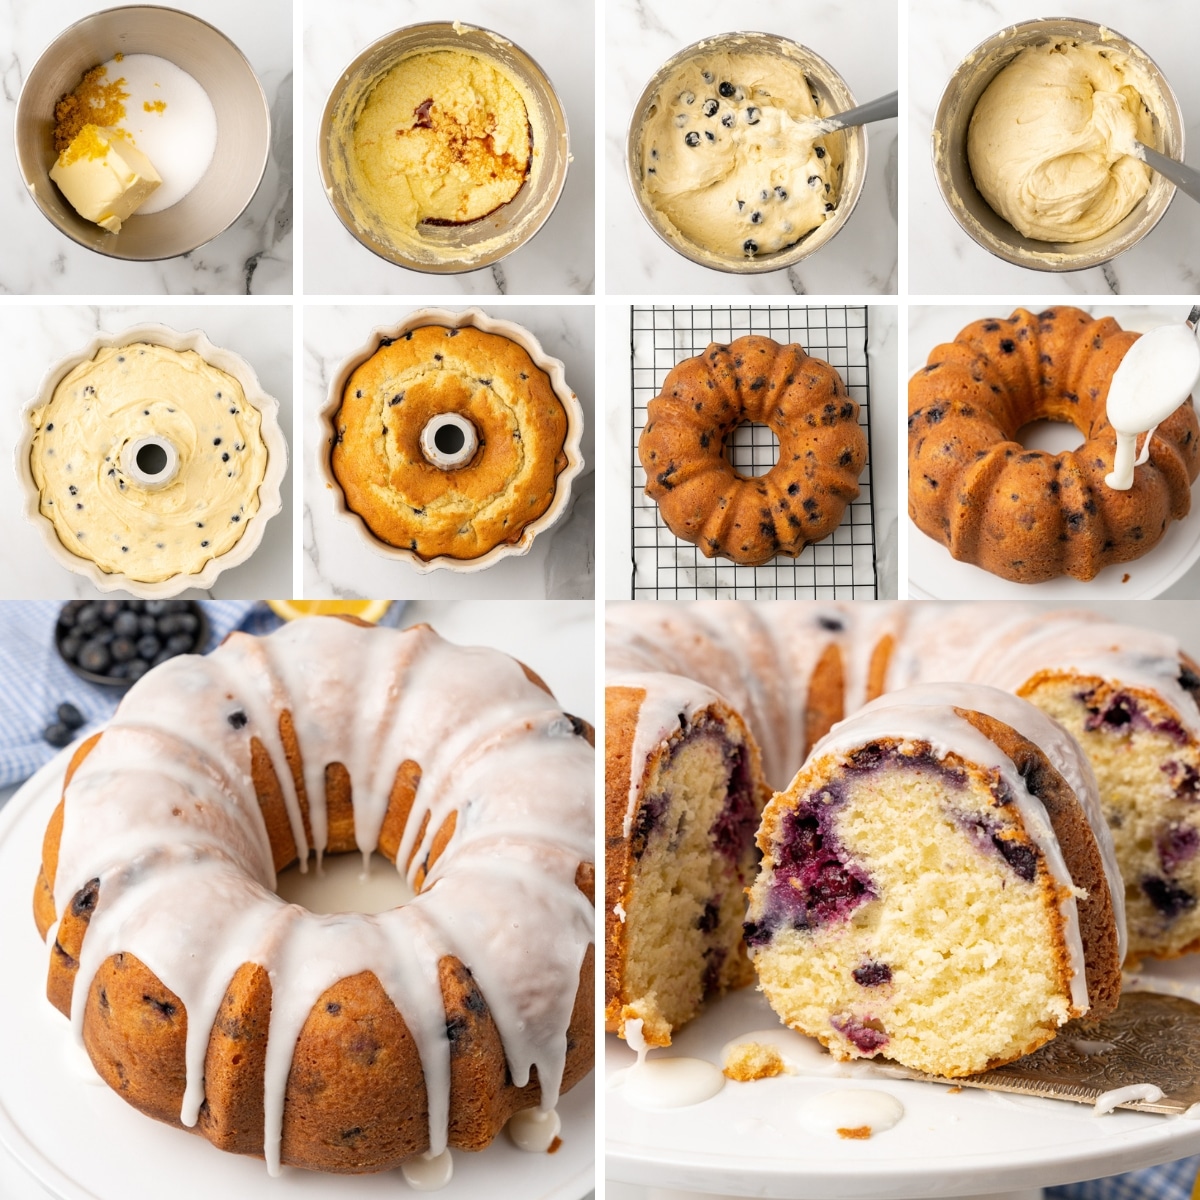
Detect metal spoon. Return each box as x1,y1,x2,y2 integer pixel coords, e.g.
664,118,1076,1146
801,91,898,136
1136,142,1200,205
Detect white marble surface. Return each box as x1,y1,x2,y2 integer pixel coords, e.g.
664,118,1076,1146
302,0,595,296
605,0,898,296
303,303,595,598
906,303,1200,598
0,306,294,598
909,0,1200,296
604,304,898,598
0,0,293,295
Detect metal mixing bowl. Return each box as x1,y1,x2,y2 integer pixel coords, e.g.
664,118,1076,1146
932,18,1184,272
15,5,270,262
318,22,569,274
626,31,867,274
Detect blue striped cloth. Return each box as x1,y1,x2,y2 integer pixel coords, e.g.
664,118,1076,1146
1047,1155,1200,1200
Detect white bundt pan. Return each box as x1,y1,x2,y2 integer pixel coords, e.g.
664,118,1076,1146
319,306,586,574
16,324,288,598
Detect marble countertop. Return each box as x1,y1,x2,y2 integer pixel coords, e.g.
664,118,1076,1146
302,0,595,296
304,303,595,599
604,303,898,598
604,0,898,296
909,0,1200,295
0,0,292,295
0,305,294,598
906,303,1200,598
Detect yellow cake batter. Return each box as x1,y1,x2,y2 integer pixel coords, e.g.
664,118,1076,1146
967,40,1162,243
346,49,531,241
639,51,841,259
29,343,268,583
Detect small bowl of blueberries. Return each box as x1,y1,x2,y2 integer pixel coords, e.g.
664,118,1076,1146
55,599,209,691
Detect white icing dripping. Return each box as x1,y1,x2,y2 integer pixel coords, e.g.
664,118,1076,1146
1184,1102,1200,1118
609,1056,726,1109
52,618,594,1176
796,1088,905,1136
507,1106,561,1152
401,1148,454,1190
1071,1039,1116,1056
1093,1083,1164,1114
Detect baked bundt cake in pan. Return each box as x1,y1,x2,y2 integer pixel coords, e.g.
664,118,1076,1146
33,616,595,1176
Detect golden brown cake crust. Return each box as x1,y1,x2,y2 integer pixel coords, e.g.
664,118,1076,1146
37,683,594,1175
909,306,1200,583
331,324,570,560
639,334,867,566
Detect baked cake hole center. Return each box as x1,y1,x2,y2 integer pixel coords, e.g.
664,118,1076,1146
420,411,479,469
725,422,779,478
274,851,415,915
1016,419,1086,455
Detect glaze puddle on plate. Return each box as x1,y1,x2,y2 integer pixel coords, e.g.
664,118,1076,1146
102,53,218,211
275,851,414,914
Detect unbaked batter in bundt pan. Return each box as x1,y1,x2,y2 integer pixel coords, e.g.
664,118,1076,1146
909,307,1200,583
32,616,595,1176
639,334,867,566
327,312,584,571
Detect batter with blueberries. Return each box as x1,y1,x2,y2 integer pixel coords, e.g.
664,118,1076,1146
639,50,841,259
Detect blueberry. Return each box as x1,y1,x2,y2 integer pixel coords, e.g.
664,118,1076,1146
750,211,763,224
775,186,788,199
684,131,700,147
743,239,758,255
704,130,715,142
815,145,827,159
674,113,687,128
75,604,103,632
152,650,175,667
164,601,190,613
760,189,770,201
808,175,821,187
113,611,140,637
158,613,197,636
745,107,760,124
721,113,734,128
138,615,158,636
92,628,115,647
137,635,161,660
824,202,835,212
108,662,132,680
111,637,137,663
228,711,249,730
719,81,735,97
144,601,168,616
681,90,694,105
57,702,84,729
44,723,74,748
126,660,151,682
702,70,714,83
58,602,84,628
853,961,892,987
165,634,194,654
59,635,82,662
78,641,111,674
702,98,719,117
100,601,123,621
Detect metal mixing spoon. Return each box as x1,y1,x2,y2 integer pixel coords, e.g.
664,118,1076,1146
798,91,898,137
1136,142,1200,205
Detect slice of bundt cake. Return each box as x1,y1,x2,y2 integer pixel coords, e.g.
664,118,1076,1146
746,682,1123,1077
606,674,769,1046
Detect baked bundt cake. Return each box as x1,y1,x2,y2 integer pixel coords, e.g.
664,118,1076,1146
909,307,1200,583
605,602,1200,1046
639,334,867,566
746,682,1122,1077
33,616,595,1176
604,672,769,1047
330,324,573,562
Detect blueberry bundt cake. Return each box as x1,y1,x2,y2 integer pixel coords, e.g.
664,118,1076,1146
909,307,1200,583
746,682,1122,1077
33,617,595,1176
330,323,576,563
605,601,1200,1046
639,335,867,566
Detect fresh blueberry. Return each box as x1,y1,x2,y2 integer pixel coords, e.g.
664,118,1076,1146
144,601,168,616
684,131,701,147
702,70,714,83
808,175,821,187
815,145,827,159
99,601,123,621
108,662,132,680
824,202,835,211
702,98,719,117
681,90,695,105
750,211,763,224
775,186,788,199
111,637,137,663
139,615,158,637
721,113,734,127
126,660,151,683
137,635,161,660
158,613,197,636
57,702,84,729
78,641,111,674
705,130,715,141
44,723,74,748
59,635,82,662
745,107,760,124
113,611,140,637
165,633,195,654
743,239,758,255
674,113,688,128
58,602,84,628
719,81,735,97
75,604,103,632
760,189,770,201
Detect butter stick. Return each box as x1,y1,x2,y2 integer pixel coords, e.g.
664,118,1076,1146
50,124,161,233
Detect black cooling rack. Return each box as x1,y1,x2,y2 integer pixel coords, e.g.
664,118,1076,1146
630,306,878,600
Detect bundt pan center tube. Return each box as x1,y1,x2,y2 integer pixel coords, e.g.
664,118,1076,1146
32,616,595,1176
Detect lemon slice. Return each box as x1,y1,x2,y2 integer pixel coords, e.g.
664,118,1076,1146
267,600,392,624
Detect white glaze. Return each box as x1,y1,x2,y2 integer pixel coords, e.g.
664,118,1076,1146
401,1148,454,1190
506,1106,561,1152
1093,1083,1164,1114
51,617,594,1176
610,1056,726,1110
1104,323,1200,490
274,850,414,915
1071,1039,1116,1056
796,1088,904,1136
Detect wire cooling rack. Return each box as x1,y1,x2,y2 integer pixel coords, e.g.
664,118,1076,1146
631,306,877,599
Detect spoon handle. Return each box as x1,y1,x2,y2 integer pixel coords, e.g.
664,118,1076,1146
1138,143,1200,205
823,91,899,131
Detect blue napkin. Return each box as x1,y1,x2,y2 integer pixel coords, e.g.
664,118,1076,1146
1047,1155,1200,1200
0,601,273,787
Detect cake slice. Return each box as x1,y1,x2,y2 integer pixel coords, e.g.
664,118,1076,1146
746,682,1123,1077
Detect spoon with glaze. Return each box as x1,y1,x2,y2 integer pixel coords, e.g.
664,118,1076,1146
1104,308,1200,491
1135,142,1200,205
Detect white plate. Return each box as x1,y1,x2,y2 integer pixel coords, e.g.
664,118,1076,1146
606,980,1200,1199
0,748,594,1200
907,513,1200,600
